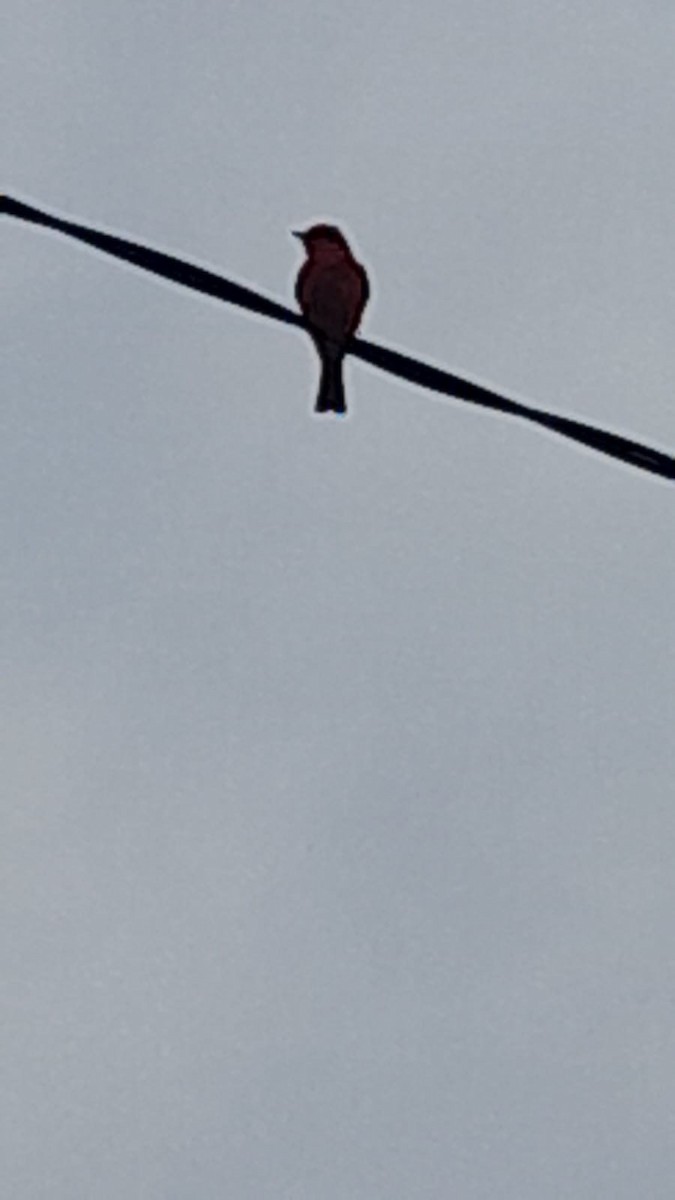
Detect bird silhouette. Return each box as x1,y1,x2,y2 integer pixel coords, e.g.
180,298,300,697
293,224,370,414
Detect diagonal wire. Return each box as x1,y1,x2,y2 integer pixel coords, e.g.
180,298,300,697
3,193,674,483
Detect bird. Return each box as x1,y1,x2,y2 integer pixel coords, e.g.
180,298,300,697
293,224,370,415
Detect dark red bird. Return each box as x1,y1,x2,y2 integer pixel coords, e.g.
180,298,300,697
293,224,370,415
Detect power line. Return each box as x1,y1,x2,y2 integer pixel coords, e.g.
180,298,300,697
3,193,674,484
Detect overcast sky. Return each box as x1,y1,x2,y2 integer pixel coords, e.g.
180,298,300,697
3,2,675,1196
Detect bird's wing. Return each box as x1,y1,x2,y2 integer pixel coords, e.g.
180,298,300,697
295,260,311,311
348,263,370,335
358,264,370,310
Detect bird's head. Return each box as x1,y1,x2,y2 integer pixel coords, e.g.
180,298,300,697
293,223,350,258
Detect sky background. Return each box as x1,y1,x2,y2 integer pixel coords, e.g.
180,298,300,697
3,2,675,1196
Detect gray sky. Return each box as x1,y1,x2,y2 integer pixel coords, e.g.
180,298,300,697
3,2,675,1196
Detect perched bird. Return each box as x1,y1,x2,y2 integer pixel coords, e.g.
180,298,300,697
293,224,370,415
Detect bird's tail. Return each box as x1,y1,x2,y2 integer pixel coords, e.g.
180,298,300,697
315,346,346,415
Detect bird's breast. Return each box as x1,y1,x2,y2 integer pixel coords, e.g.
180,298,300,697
298,261,366,341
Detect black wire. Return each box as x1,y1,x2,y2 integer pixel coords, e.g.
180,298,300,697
3,193,674,484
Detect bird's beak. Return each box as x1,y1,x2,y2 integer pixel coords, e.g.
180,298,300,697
292,230,304,241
